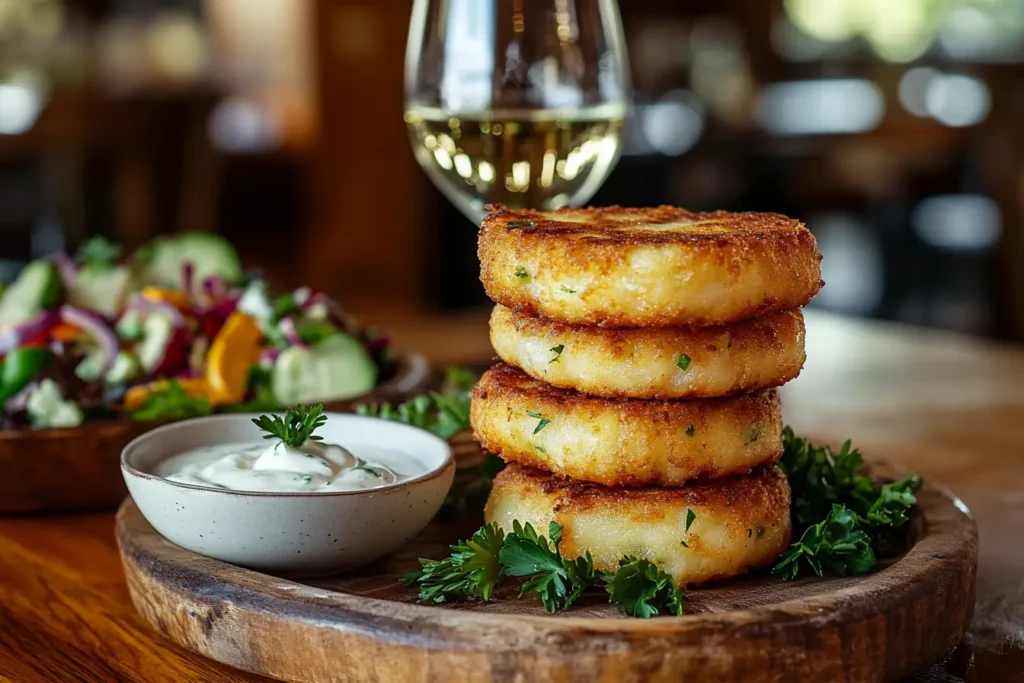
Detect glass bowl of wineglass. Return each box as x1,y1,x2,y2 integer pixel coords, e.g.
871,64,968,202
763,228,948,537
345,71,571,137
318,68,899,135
404,0,631,223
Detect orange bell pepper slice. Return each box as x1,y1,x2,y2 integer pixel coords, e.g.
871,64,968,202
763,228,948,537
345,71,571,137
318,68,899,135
140,286,192,311
205,311,263,405
124,378,212,411
50,321,84,342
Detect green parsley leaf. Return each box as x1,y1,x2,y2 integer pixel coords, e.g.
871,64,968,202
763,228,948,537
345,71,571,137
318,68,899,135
560,286,577,294
251,404,327,448
685,424,695,437
129,381,213,421
401,523,505,602
507,220,536,228
549,344,565,363
771,504,876,580
77,236,122,269
500,521,598,612
604,557,685,618
685,508,696,533
779,427,878,527
515,266,529,279
676,354,691,371
356,367,476,440
527,411,551,434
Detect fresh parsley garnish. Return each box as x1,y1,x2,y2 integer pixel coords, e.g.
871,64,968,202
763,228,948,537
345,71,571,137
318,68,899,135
603,557,685,618
507,220,536,228
549,344,564,363
774,428,921,579
404,521,674,617
685,508,696,532
77,235,122,269
129,381,212,421
400,523,505,603
560,286,577,294
252,404,327,448
355,367,475,440
676,354,691,371
500,521,598,612
771,504,876,581
515,266,529,279
685,424,695,437
527,411,551,434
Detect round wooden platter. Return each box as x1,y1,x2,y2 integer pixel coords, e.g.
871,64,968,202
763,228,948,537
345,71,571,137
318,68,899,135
116,462,978,683
0,352,430,514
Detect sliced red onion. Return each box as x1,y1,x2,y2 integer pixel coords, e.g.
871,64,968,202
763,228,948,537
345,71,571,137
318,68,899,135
59,305,119,372
212,292,242,319
0,311,60,355
182,261,195,298
278,317,308,349
202,276,227,301
125,295,184,327
52,253,78,290
258,347,281,366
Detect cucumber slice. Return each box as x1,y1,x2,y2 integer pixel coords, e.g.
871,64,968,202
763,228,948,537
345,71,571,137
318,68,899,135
271,334,377,406
137,314,175,373
0,261,61,326
139,232,242,289
68,265,133,319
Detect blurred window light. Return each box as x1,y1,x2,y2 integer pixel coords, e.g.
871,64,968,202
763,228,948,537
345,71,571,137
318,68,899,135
785,0,859,42
939,4,1024,62
772,17,859,62
438,0,495,111
754,79,884,136
898,67,942,117
640,90,704,156
810,212,884,314
208,98,282,153
0,82,43,136
860,0,935,63
912,194,1001,251
924,73,991,127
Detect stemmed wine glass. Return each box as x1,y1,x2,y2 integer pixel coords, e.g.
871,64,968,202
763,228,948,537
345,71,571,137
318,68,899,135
404,0,631,223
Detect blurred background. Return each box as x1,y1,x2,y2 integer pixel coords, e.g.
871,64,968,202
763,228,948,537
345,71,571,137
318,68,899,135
2,0,1023,355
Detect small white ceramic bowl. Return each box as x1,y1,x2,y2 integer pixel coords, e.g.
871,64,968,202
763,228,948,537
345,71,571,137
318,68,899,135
121,413,454,576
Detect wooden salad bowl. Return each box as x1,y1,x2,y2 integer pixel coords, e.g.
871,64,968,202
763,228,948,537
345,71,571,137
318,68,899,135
0,352,431,514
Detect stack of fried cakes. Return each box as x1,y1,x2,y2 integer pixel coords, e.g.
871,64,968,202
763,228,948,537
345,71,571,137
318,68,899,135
472,205,823,587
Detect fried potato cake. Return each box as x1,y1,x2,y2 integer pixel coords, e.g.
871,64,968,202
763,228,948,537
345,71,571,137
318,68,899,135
489,305,806,399
485,463,791,587
471,364,782,487
478,205,822,328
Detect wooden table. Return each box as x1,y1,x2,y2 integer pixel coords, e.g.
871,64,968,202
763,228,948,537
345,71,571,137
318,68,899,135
0,310,1021,682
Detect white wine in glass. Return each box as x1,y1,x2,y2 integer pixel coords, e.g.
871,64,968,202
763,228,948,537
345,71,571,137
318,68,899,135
404,0,630,223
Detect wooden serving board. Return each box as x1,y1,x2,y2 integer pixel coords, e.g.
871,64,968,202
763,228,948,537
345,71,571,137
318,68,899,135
116,466,978,683
0,352,430,514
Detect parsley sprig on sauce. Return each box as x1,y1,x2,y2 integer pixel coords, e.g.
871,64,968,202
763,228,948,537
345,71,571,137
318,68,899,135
252,404,327,448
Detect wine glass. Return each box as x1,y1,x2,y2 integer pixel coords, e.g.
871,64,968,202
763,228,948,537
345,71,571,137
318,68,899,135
404,0,631,223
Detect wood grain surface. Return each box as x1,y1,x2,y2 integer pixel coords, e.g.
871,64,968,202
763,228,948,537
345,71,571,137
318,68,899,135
0,311,1022,682
114,462,977,683
0,351,430,515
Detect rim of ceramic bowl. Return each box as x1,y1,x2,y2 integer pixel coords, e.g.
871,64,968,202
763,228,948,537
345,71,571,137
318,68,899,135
121,412,455,498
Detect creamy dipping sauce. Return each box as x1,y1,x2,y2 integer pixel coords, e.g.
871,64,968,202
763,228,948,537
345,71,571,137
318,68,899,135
155,441,415,493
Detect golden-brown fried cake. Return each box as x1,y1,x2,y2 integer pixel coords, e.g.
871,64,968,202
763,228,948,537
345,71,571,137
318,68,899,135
485,463,791,587
489,305,806,399
471,363,783,487
478,205,822,328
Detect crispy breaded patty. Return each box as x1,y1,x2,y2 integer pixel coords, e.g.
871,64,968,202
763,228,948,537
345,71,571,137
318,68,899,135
489,305,806,399
485,463,791,587
478,205,823,328
471,364,782,487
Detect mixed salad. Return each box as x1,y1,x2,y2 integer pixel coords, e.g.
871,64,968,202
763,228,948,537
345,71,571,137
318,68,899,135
0,233,391,430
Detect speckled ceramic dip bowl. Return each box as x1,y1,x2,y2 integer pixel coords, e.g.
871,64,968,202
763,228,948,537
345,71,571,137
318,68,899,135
121,412,454,577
